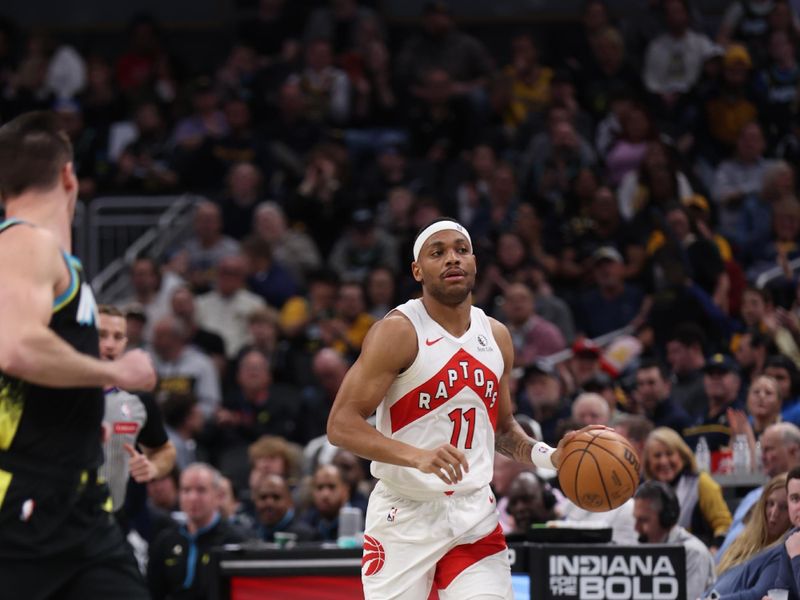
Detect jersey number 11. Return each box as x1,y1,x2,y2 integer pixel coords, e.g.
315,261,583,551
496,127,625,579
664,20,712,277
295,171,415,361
448,407,476,449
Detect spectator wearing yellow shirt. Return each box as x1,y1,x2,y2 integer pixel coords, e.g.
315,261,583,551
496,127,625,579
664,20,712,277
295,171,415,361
503,33,553,123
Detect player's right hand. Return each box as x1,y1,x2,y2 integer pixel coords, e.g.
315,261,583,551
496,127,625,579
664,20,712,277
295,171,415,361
414,444,469,485
114,349,157,391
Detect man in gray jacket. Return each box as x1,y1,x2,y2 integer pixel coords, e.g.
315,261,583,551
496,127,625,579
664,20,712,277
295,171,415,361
634,481,716,600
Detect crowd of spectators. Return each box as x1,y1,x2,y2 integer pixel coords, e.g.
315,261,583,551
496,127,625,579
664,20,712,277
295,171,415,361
8,0,800,597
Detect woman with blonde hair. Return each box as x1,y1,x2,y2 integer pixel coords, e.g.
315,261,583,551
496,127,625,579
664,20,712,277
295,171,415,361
643,427,732,550
716,473,791,575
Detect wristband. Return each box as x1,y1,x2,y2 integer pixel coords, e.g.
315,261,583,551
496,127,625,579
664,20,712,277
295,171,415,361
531,442,556,470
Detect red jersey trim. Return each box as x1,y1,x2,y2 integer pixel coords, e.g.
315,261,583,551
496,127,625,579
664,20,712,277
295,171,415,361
433,525,507,589
389,348,500,433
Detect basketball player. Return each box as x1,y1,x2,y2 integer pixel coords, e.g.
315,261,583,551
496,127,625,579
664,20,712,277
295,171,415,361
98,304,175,521
328,218,603,599
0,112,156,599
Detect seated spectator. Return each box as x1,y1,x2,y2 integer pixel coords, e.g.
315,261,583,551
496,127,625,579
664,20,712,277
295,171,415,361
563,338,607,396
755,30,800,147
170,284,226,377
323,281,376,360
634,359,693,433
642,0,714,112
288,143,353,256
574,246,648,338
171,76,228,151
395,1,492,99
331,449,370,515
503,33,553,121
684,354,744,455
614,414,654,473
149,315,221,419
241,234,298,309
328,208,399,284
181,200,241,294
406,68,474,164
287,37,350,125
119,256,185,343
718,422,800,557
501,283,565,368
473,231,534,313
733,329,770,386
768,465,800,598
633,481,716,600
248,435,302,493
300,464,350,542
746,374,784,439
210,350,303,483
740,286,800,368
642,427,732,549
604,103,655,187
148,464,245,600
252,201,321,287
219,162,264,240
250,473,315,542
763,354,800,425
195,253,267,359
571,392,611,427
160,392,204,471
516,362,570,447
365,266,398,320
145,466,182,541
299,348,350,446
702,466,800,599
617,140,694,222
716,473,791,574
701,46,758,159
237,306,294,384
205,96,269,186
506,472,556,537
747,196,800,282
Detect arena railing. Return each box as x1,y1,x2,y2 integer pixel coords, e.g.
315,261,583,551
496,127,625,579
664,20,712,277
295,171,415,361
88,195,200,303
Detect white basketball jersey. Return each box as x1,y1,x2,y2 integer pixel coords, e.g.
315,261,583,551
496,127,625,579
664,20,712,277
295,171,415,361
372,299,504,498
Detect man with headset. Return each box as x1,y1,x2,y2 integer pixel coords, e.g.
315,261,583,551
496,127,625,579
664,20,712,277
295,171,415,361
634,481,716,600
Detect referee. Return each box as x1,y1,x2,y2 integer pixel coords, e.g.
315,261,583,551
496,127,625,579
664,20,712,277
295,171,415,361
98,305,175,522
0,112,156,599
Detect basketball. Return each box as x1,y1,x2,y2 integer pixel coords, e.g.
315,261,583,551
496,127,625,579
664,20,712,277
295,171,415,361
557,430,640,512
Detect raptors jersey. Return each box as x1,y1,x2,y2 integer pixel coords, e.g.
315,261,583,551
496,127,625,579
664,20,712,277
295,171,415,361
372,299,504,499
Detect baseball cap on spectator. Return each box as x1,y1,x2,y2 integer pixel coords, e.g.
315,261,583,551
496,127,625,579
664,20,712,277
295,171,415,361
424,0,451,14
723,44,752,69
573,338,602,358
703,353,739,374
592,246,623,265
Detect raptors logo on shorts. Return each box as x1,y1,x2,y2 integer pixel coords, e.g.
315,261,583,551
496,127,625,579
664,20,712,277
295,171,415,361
362,534,386,576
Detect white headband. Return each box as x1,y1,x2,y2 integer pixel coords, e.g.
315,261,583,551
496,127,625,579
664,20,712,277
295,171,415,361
413,221,472,261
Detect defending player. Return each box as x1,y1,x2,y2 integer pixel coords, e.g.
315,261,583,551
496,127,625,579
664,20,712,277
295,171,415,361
0,111,156,599
328,218,600,599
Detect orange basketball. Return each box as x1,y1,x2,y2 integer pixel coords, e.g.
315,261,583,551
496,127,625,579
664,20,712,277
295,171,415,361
557,429,640,512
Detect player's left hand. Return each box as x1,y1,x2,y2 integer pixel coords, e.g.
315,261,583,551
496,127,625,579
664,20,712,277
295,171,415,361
124,443,158,483
552,424,612,469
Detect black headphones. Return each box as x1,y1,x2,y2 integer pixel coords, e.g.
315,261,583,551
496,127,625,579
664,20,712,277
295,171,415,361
637,481,680,529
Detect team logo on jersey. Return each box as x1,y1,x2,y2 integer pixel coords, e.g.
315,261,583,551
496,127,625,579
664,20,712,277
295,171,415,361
387,507,397,522
76,283,99,326
476,334,492,351
362,535,386,576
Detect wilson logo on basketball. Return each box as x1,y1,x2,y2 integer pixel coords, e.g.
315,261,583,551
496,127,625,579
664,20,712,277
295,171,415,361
362,534,386,576
623,448,641,472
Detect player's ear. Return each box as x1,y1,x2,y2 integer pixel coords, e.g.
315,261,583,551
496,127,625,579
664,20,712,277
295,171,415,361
411,261,423,283
60,161,78,193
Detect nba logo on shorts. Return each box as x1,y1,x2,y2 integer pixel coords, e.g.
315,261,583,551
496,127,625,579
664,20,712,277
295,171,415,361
362,534,386,576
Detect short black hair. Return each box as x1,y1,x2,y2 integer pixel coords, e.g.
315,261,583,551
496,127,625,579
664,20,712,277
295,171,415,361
637,358,669,380
0,111,73,201
787,465,800,490
666,322,707,350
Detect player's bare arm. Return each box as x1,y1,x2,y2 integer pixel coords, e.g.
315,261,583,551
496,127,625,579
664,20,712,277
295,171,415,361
327,313,469,485
0,226,155,391
489,318,608,469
